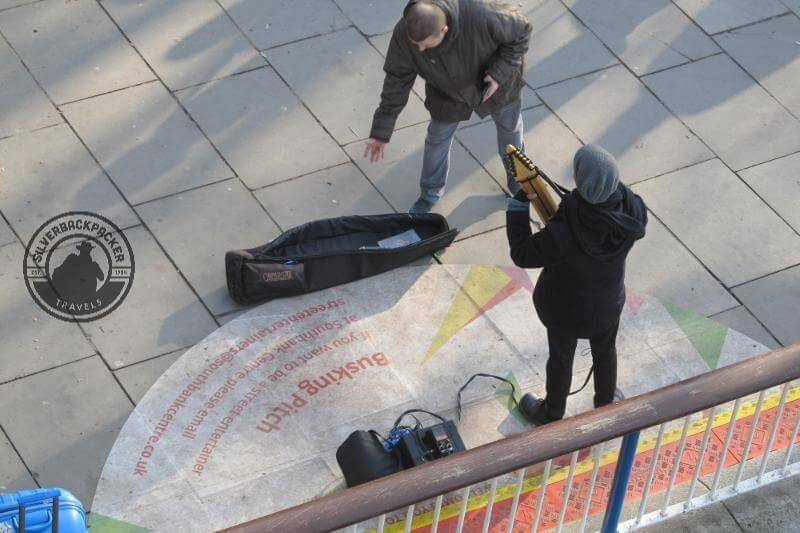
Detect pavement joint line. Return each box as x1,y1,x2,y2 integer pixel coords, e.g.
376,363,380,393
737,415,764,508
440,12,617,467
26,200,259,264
247,161,354,194
0,353,98,388
256,23,356,53
130,176,239,208
110,345,189,373
728,261,800,291
736,148,800,173
169,64,270,94
630,156,718,186
56,77,160,108
452,223,507,243
74,321,137,407
0,0,42,14
708,10,795,36
0,120,63,143
0,423,40,490
637,51,725,79
528,62,620,91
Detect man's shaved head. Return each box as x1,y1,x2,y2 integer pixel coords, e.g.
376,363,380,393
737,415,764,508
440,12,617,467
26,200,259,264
406,2,447,43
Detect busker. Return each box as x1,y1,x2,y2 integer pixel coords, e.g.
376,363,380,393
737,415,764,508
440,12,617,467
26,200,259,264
506,145,648,425
364,0,532,213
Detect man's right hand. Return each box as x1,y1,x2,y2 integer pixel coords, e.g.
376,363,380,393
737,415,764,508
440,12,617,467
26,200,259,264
364,138,386,162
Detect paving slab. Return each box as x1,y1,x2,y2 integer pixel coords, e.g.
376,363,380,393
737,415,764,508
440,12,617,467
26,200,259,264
218,0,350,51
672,0,789,35
519,0,618,89
732,265,800,346
0,243,96,383
0,215,15,248
62,81,233,206
265,28,429,145
739,152,800,234
103,0,265,91
711,306,780,350
0,0,154,104
253,163,393,230
456,105,582,192
724,474,800,533
81,226,217,369
639,501,742,532
134,179,280,316
0,124,139,243
334,0,401,36
634,159,800,287
563,0,719,75
537,65,712,183
625,214,737,317
642,54,800,171
0,430,36,492
0,356,132,506
0,38,60,139
177,67,348,189
345,122,507,239
714,14,800,118
114,349,184,404
436,228,514,266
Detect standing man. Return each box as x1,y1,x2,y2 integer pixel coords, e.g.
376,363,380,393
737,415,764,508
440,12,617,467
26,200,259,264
506,145,648,425
364,0,532,213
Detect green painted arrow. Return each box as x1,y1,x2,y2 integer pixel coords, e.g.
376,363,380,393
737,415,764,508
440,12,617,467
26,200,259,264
663,301,729,369
90,513,150,532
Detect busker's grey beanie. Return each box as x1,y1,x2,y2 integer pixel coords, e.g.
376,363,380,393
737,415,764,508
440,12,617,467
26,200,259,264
573,144,620,204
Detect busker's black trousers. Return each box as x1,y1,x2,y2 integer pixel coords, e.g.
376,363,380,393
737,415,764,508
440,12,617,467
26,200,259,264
543,321,619,420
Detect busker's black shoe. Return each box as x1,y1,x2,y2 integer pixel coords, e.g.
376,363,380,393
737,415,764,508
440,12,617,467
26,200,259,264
519,393,559,426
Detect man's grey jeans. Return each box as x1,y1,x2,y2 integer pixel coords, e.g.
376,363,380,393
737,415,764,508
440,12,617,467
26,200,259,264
418,98,525,207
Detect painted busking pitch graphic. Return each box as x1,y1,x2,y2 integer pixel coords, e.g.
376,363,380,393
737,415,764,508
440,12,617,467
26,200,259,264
90,265,782,532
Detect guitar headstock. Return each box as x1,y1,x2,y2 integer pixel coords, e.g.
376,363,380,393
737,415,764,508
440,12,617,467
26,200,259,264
503,144,540,182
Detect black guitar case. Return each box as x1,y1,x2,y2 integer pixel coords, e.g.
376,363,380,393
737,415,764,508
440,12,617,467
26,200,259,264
225,213,458,305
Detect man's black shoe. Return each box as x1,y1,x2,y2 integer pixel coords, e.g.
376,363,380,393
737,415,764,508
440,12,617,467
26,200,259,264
519,393,559,426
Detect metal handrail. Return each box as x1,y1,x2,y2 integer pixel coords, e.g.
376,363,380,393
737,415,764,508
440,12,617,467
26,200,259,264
222,343,800,533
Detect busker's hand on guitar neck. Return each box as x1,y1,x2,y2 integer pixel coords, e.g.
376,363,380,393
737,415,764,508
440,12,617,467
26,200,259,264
364,138,386,162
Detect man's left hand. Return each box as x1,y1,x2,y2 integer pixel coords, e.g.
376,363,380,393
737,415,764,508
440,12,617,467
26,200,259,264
482,74,499,102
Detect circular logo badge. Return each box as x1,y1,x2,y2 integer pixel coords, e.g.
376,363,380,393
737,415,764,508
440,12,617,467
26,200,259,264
23,212,135,322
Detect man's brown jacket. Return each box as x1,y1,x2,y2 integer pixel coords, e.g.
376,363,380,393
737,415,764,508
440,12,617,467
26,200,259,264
370,0,532,142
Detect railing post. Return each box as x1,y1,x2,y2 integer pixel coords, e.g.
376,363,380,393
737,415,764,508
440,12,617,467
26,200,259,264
601,431,640,533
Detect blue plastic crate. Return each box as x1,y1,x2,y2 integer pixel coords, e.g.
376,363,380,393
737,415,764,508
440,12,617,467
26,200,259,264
0,488,86,533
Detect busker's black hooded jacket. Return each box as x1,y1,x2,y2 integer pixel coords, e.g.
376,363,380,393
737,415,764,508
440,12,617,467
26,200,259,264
370,0,532,142
506,185,648,338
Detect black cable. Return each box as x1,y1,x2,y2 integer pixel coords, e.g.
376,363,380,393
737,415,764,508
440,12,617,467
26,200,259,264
537,168,571,198
569,365,594,395
392,409,445,429
457,373,520,421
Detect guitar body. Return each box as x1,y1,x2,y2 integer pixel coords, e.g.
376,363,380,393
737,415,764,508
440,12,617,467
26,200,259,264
503,145,560,224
